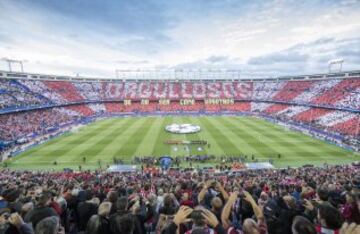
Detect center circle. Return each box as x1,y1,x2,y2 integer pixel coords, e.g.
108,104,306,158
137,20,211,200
165,123,201,134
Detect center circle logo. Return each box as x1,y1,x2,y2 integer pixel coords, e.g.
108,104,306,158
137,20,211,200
165,124,201,134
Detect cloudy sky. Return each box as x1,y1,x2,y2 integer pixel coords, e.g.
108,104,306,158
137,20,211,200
0,0,359,78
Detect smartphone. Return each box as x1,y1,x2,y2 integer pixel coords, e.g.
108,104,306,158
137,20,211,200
3,213,10,220
238,187,245,198
190,210,204,220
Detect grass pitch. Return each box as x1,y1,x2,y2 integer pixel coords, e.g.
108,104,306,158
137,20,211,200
3,116,359,170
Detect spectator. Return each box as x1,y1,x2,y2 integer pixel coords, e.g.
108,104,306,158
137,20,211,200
109,196,143,234
24,192,58,229
76,190,99,232
86,202,112,234
180,193,194,208
106,191,118,215
35,216,64,234
316,204,343,233
0,212,34,234
291,215,316,234
341,192,360,224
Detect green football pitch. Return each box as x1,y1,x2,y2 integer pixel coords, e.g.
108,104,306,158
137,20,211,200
3,116,359,170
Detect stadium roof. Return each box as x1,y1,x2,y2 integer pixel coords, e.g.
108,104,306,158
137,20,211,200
1,69,359,82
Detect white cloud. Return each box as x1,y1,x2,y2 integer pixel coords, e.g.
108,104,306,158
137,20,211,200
0,0,359,77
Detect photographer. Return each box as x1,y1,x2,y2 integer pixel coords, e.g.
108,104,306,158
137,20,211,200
163,206,225,234
198,180,228,223
198,181,229,205
221,191,267,234
0,210,34,234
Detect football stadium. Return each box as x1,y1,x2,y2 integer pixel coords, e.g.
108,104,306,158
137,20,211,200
1,1,360,234
1,72,359,171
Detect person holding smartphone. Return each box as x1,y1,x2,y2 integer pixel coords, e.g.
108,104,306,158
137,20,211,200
0,211,34,234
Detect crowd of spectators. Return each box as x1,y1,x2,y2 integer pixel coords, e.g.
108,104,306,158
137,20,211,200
0,80,46,110
0,109,78,142
1,78,359,111
266,108,360,139
0,164,359,234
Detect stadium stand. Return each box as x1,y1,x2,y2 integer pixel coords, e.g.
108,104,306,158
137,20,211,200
65,104,95,117
0,108,76,141
0,70,359,153
104,102,123,113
